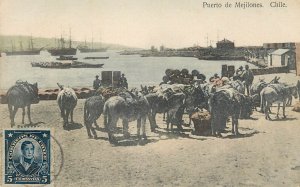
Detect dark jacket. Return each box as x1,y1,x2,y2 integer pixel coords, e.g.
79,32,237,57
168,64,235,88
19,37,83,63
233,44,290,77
15,161,40,175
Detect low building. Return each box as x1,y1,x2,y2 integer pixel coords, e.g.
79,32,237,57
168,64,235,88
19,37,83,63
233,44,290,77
268,49,295,70
216,39,235,49
263,42,295,49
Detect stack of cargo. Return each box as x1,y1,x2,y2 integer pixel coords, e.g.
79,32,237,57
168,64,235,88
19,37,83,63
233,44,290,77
96,87,127,100
163,69,206,85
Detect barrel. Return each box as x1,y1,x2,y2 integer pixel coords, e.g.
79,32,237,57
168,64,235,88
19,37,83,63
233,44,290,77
162,76,169,82
165,69,173,77
191,70,199,77
181,68,189,75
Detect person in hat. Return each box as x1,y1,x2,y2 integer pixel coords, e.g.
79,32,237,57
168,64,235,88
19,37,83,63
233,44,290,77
213,73,220,79
93,75,101,90
119,74,128,89
235,66,244,81
242,64,254,95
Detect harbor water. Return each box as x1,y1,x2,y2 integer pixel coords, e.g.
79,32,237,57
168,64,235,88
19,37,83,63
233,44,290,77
0,50,255,90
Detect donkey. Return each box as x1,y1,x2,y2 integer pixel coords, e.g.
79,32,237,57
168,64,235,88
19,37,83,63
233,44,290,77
83,95,105,138
57,83,78,127
209,88,251,137
250,76,281,112
260,84,298,120
103,91,150,143
7,81,39,126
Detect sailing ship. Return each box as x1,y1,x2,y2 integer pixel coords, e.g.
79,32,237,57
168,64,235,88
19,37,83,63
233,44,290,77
78,36,107,53
5,37,42,56
48,31,77,56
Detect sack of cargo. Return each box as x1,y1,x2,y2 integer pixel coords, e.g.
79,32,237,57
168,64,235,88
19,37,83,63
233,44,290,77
190,111,211,135
292,101,300,112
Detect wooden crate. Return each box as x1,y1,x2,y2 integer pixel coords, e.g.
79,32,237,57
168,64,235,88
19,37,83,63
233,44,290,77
101,71,113,87
113,71,121,87
227,65,235,77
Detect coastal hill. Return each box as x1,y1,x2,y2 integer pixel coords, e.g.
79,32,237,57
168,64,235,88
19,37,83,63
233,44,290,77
0,35,137,52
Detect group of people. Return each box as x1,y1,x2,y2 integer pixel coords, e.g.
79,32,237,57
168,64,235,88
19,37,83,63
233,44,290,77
93,74,128,90
208,64,254,95
93,64,254,96
234,64,254,95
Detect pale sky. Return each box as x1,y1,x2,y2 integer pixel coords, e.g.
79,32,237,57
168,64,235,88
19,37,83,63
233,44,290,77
1,0,300,48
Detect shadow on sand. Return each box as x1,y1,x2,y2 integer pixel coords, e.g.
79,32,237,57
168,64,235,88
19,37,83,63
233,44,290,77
222,130,260,139
153,127,208,141
269,117,297,122
18,122,45,128
110,135,159,147
63,122,83,131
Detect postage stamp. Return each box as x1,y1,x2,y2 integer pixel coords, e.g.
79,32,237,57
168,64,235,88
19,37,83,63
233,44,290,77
4,130,51,184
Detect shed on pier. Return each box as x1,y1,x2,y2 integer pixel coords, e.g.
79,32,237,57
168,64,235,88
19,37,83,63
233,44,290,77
268,49,295,70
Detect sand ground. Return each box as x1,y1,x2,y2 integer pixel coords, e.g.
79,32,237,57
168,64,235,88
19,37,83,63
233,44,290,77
1,73,300,187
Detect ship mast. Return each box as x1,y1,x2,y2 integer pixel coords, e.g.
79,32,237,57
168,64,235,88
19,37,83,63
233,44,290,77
30,36,34,51
60,34,64,49
91,32,94,50
11,40,15,52
69,28,72,49
19,41,23,51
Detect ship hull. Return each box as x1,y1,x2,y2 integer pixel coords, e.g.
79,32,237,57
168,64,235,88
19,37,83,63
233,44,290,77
48,48,77,56
79,48,107,53
5,50,41,56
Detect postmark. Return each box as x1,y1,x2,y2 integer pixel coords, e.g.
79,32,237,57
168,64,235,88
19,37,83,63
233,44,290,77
4,130,51,184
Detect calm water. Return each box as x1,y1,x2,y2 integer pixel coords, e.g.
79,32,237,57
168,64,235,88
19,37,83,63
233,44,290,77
0,50,255,90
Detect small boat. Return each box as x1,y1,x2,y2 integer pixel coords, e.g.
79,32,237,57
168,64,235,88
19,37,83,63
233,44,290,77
71,61,104,68
83,56,109,60
56,55,78,60
31,62,41,67
31,61,72,69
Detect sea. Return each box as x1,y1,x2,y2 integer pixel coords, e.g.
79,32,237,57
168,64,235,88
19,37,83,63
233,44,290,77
0,50,255,90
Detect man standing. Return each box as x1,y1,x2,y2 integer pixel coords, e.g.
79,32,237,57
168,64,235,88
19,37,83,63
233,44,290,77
235,66,244,81
242,65,254,95
119,74,128,89
15,141,40,175
93,75,101,90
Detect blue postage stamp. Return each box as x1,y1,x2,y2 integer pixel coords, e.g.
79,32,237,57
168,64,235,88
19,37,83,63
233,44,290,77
4,130,51,184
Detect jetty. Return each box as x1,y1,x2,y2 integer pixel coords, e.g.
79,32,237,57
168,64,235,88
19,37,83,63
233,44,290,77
83,56,109,60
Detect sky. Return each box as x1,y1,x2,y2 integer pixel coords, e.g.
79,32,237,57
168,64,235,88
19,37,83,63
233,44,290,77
1,0,300,48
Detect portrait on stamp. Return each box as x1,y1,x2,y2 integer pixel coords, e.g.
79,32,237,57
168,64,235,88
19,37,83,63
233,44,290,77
13,139,42,175
4,130,50,184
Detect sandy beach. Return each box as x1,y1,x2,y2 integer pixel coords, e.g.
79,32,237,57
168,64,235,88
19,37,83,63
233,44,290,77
1,73,300,187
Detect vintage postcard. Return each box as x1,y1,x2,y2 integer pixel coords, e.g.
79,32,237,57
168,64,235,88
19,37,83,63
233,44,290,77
1,0,300,186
